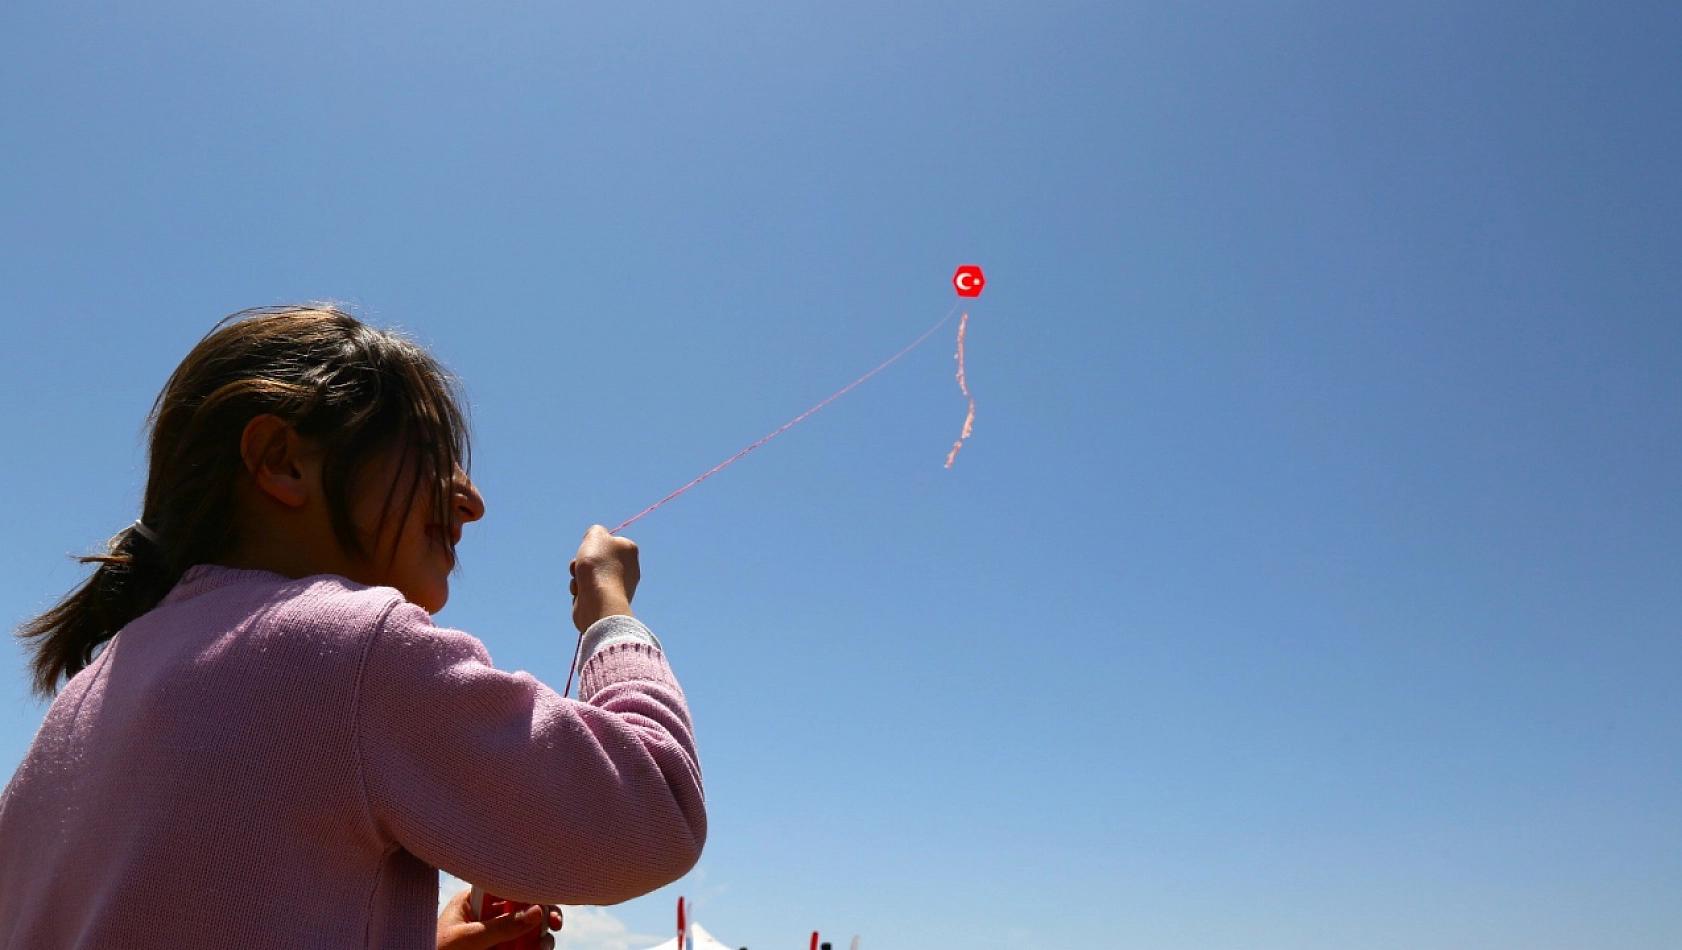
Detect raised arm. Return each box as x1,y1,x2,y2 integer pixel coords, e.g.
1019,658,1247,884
355,597,705,906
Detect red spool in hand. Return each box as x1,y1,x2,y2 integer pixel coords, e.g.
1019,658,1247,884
468,885,556,950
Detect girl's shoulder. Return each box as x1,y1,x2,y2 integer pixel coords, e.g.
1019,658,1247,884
155,563,492,673
160,563,413,637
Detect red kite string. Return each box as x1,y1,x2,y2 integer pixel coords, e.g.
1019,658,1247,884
560,299,970,698
606,299,964,535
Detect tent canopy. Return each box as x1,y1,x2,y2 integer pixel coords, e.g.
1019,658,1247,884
637,921,735,950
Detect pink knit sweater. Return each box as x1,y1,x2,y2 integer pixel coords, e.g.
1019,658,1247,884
0,564,706,949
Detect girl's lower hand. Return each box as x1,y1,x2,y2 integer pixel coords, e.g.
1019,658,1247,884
436,887,562,950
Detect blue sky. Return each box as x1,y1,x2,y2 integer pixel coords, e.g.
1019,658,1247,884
2,2,1679,948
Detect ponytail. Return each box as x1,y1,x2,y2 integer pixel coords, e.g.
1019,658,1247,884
17,519,186,699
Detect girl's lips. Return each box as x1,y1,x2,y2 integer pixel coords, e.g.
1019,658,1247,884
428,523,462,546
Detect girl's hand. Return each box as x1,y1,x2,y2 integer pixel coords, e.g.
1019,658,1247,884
436,887,562,950
569,525,639,633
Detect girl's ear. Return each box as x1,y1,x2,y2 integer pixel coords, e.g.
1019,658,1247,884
239,414,316,509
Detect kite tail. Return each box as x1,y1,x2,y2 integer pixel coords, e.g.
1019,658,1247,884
944,311,974,467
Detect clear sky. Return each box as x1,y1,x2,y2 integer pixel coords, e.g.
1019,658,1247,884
2,2,1679,948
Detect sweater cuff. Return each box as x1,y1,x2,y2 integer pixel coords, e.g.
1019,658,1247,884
576,614,662,671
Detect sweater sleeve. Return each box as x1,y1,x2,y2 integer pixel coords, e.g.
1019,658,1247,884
354,599,706,906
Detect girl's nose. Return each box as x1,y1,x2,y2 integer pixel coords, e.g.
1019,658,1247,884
453,469,486,524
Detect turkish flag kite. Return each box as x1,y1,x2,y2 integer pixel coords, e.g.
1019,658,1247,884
952,265,985,297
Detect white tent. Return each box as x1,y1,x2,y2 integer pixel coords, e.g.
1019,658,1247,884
637,921,736,950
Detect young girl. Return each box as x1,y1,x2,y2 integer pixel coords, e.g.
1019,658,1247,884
0,306,706,950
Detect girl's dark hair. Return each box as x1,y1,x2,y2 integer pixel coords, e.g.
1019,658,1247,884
15,304,472,700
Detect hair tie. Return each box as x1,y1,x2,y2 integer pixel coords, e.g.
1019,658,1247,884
130,520,162,546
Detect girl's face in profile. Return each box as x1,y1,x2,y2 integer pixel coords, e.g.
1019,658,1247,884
349,441,484,614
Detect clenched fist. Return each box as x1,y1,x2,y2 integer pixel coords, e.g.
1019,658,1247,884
568,525,639,633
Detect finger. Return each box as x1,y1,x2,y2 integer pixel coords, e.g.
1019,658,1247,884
482,905,544,941
437,888,472,927
511,904,545,932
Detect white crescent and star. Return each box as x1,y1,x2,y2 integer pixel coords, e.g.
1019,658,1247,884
955,272,979,291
